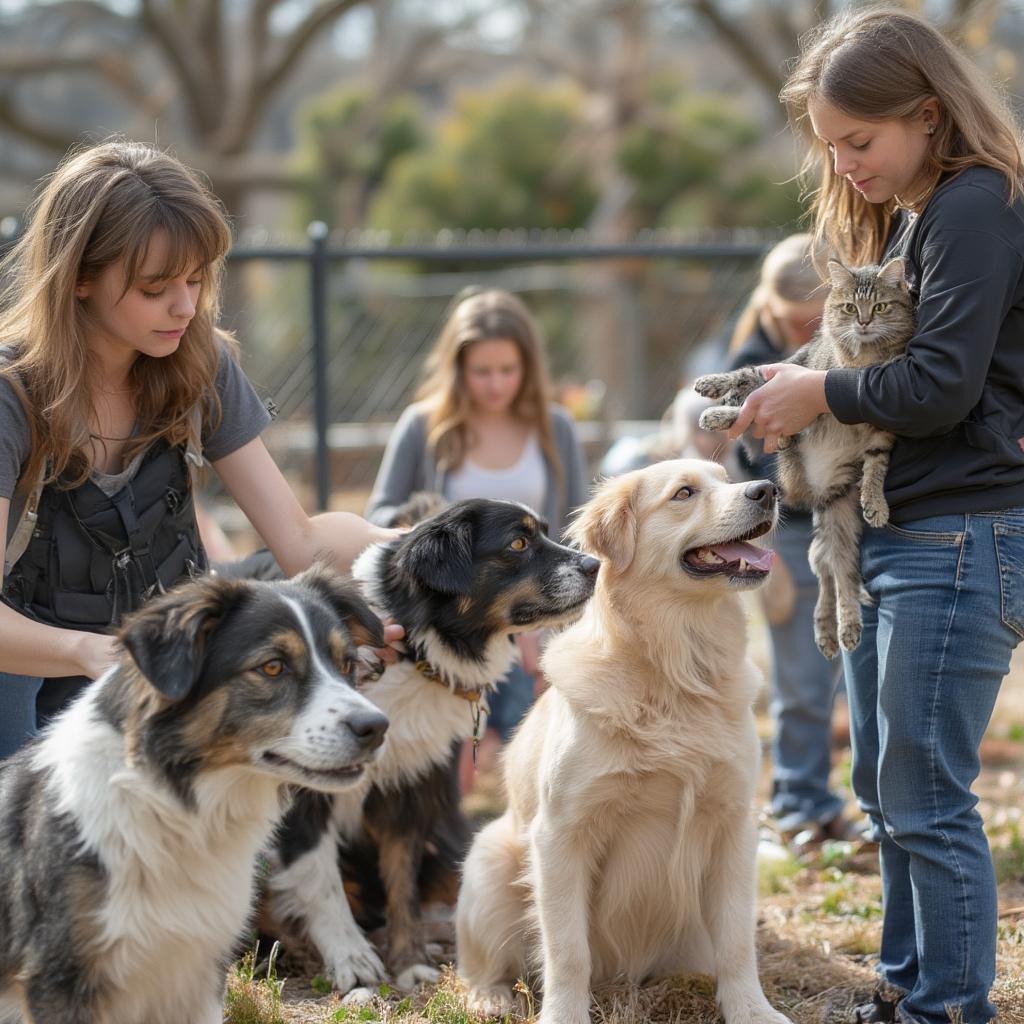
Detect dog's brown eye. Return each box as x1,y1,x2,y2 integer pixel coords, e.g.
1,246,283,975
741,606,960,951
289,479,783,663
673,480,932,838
258,659,285,678
509,537,528,551
673,486,695,501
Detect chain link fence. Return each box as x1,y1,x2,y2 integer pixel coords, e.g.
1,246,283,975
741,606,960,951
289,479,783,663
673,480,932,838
219,228,774,519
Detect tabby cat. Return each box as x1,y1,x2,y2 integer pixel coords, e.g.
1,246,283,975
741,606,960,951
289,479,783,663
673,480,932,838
694,257,915,658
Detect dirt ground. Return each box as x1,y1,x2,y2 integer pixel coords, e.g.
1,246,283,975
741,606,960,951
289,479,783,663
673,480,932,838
255,636,1024,1024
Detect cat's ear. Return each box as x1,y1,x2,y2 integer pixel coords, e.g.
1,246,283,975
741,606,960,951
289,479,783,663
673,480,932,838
827,259,855,289
877,257,908,291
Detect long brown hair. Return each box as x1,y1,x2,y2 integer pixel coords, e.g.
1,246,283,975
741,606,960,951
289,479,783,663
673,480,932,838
780,6,1024,266
0,139,235,492
729,233,825,352
416,289,561,486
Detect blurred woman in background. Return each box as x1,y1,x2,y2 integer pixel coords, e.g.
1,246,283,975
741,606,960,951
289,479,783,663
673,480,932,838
367,288,588,775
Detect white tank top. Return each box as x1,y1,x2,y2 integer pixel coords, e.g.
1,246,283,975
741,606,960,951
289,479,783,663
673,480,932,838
444,433,547,516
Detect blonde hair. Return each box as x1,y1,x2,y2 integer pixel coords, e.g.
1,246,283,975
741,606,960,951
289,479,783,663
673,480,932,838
416,289,561,487
780,6,1024,266
0,139,234,492
729,233,825,352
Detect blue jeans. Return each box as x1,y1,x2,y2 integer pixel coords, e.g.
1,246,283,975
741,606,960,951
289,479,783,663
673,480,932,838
0,672,40,759
487,662,535,743
843,510,1024,1024
768,516,846,831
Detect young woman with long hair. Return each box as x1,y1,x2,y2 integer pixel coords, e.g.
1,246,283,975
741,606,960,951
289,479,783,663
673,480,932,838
0,139,401,755
727,10,1024,1023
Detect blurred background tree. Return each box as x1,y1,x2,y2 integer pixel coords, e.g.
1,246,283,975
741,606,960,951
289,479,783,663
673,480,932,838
0,0,1014,225
292,86,426,231
618,83,803,230
367,80,599,233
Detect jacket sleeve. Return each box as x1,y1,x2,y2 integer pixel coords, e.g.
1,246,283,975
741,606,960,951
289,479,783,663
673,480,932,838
365,405,429,526
552,405,589,525
826,191,1023,436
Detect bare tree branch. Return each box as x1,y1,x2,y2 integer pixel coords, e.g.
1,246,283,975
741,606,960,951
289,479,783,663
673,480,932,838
0,51,115,76
686,0,787,107
0,94,80,153
137,0,219,141
223,0,369,156
199,0,226,100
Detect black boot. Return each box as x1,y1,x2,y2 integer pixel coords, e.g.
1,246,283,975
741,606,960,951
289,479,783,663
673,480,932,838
851,991,901,1023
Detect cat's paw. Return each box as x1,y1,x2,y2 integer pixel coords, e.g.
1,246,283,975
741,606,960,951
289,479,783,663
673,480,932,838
694,373,736,400
699,407,740,432
814,622,840,660
839,616,863,653
862,496,890,528
776,435,793,451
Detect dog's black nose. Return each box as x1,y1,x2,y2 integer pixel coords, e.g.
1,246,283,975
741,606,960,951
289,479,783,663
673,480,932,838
346,709,389,750
579,554,600,577
744,480,777,510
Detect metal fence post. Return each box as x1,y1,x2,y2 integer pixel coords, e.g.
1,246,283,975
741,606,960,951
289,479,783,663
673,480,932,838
308,221,330,512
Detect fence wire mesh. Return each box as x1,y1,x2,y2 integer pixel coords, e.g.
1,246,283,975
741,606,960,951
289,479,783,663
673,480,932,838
218,235,771,514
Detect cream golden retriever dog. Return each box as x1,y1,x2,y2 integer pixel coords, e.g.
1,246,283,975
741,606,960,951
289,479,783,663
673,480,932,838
456,459,791,1024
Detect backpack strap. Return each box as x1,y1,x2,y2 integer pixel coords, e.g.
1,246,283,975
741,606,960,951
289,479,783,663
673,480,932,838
0,349,41,578
184,402,204,485
4,459,45,578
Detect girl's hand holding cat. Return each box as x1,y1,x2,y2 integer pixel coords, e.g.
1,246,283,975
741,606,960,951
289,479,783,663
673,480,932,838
727,363,829,453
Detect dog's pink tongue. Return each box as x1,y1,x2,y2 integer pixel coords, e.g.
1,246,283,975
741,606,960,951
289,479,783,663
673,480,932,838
710,541,775,570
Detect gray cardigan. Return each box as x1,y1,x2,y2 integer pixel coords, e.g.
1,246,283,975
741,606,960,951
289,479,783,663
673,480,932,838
366,402,589,538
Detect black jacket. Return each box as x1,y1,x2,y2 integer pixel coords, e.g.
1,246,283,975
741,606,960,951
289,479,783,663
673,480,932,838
825,166,1024,522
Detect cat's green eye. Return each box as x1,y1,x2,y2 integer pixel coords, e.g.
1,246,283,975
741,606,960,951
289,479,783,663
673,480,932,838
874,302,889,313
842,302,857,315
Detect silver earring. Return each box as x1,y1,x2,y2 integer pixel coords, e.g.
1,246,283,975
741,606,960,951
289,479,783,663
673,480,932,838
926,125,936,135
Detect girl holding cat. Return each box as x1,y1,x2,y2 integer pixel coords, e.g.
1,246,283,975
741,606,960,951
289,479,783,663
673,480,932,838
728,9,1024,1024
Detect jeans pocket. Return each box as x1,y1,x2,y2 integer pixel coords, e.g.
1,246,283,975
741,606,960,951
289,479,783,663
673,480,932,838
884,522,963,545
994,521,1024,639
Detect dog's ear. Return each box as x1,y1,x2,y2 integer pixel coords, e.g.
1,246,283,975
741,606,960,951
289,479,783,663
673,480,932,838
395,509,475,595
118,575,249,702
565,474,639,573
296,563,385,649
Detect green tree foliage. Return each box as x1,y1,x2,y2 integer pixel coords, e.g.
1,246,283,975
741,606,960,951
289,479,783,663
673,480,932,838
618,82,803,229
292,86,426,229
367,80,600,233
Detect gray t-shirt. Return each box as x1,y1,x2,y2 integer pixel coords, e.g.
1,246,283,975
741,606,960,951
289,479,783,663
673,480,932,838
0,343,273,549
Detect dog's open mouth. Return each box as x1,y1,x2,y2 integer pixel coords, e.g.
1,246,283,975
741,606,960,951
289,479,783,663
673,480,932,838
261,750,369,784
681,520,776,581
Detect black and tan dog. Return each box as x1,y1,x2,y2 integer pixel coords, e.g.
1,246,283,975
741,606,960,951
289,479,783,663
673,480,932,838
0,567,388,1024
264,498,600,996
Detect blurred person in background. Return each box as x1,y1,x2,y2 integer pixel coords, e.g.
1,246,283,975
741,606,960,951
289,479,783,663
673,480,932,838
366,288,588,782
726,232,863,851
599,383,740,477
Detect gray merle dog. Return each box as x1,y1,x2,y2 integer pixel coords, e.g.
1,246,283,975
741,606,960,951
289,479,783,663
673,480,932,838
0,566,388,1024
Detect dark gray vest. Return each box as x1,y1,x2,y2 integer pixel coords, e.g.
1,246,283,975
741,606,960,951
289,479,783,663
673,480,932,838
2,440,207,632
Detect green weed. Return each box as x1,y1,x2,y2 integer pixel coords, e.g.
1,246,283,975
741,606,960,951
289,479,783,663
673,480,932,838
224,941,286,1024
